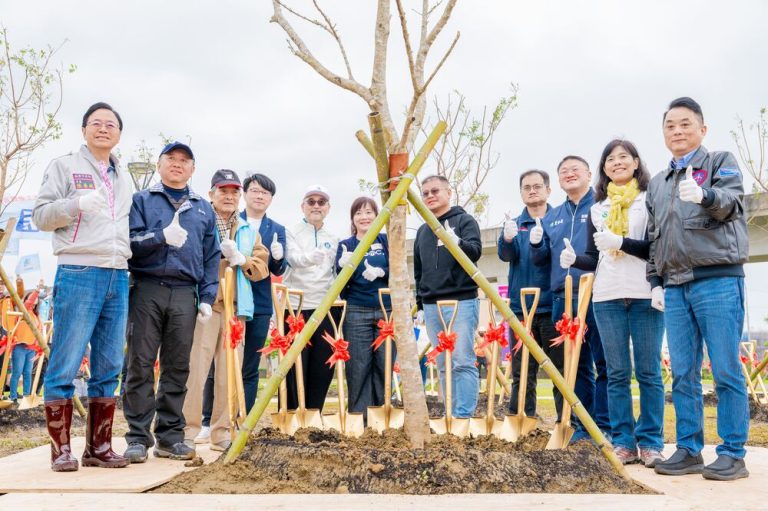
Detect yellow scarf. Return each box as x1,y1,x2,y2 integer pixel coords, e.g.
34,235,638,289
605,178,639,236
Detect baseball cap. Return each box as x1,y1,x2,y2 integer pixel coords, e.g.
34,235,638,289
303,184,330,201
160,141,194,160
211,169,242,189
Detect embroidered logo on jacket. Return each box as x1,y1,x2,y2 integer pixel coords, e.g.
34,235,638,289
691,169,708,185
73,173,96,190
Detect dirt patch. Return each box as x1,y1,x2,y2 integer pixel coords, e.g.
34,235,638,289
0,405,84,432
663,391,768,423
155,427,647,495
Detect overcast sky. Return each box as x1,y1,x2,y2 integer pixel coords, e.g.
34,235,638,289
3,0,768,329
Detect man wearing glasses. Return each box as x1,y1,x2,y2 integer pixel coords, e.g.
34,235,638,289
283,185,339,410
122,142,220,463
34,102,133,472
413,175,482,418
497,169,564,423
530,156,611,442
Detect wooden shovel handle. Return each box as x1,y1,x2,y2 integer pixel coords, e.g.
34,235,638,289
378,288,391,322
520,287,540,332
435,300,459,334
271,283,288,335
327,300,347,338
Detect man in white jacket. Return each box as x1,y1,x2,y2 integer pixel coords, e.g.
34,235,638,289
33,102,132,472
283,185,339,410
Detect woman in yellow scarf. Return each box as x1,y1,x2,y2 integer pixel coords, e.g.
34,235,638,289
567,139,665,468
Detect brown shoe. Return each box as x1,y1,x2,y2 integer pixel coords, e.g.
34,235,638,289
82,397,129,468
44,399,79,472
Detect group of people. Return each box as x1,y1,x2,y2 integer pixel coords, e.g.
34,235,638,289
29,95,750,483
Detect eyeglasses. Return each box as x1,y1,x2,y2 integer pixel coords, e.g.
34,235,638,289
421,187,445,198
247,188,271,197
522,184,545,193
86,120,119,131
305,198,328,207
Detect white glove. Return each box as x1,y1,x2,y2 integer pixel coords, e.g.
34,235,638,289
437,220,459,246
503,215,518,242
362,259,385,281
679,165,704,204
197,303,213,323
163,210,188,248
270,233,284,260
338,245,353,267
529,217,544,245
220,239,238,259
560,238,576,269
78,186,108,215
651,286,665,312
416,310,424,325
309,248,326,265
227,251,247,267
594,228,623,252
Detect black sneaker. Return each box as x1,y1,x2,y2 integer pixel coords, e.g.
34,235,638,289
124,443,148,464
153,442,195,460
702,454,749,481
654,448,704,475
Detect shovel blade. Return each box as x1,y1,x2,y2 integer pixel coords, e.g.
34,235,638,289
16,395,41,410
449,418,470,438
322,412,343,434
271,411,299,435
497,414,521,442
546,423,574,450
344,412,365,438
429,418,447,435
388,406,405,430
367,406,388,433
298,408,324,430
469,417,491,438
521,416,538,436
0,400,15,410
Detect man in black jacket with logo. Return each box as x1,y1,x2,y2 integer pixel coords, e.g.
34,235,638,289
414,175,482,418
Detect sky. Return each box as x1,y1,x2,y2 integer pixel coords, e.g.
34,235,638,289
2,0,768,330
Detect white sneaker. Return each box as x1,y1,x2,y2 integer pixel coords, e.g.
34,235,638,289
194,426,211,444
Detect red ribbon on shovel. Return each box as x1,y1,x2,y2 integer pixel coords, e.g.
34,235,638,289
79,356,89,374
260,328,292,356
29,343,44,361
229,317,245,349
478,323,508,352
550,313,584,347
372,319,394,351
0,335,14,356
426,330,457,365
323,331,350,367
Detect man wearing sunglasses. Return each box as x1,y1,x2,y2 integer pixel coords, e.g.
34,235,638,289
283,185,339,411
413,175,482,418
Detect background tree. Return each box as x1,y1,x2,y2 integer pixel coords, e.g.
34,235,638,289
125,133,176,191
271,0,460,447
0,27,74,214
422,86,517,220
731,107,767,194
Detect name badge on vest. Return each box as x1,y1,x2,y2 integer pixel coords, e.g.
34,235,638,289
73,173,96,190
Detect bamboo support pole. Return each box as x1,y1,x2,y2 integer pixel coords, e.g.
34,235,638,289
750,352,768,383
0,219,86,416
224,121,447,463
367,113,392,204
405,189,630,481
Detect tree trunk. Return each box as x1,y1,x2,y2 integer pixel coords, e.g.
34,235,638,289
388,202,431,448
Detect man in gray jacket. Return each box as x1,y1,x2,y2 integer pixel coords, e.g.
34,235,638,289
648,97,750,481
33,102,132,472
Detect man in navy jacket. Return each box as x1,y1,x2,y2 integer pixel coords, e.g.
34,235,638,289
497,169,563,420
123,142,220,462
530,156,611,441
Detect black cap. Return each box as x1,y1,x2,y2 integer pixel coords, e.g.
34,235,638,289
160,141,194,160
211,169,241,189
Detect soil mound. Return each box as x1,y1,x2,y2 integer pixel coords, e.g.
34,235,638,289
156,427,647,495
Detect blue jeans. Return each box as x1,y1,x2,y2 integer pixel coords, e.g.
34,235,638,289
44,266,128,400
665,276,749,459
424,298,479,418
593,299,664,451
242,313,271,413
343,305,391,416
552,294,610,435
10,344,35,399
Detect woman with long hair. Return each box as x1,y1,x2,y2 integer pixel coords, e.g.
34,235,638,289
334,197,391,420
561,139,665,467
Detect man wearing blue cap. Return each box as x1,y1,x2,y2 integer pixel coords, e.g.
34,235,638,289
122,142,220,462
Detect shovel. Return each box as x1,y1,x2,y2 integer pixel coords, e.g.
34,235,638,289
546,273,595,449
500,287,540,441
18,321,53,410
368,288,405,432
469,300,505,437
0,311,24,409
222,268,247,439
429,300,470,437
321,300,365,437
269,283,299,434
284,288,323,433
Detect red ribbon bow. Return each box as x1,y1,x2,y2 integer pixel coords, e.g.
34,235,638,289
0,335,14,356
740,355,750,365
80,356,89,374
662,358,670,368
550,314,584,347
372,319,394,351
29,343,44,361
229,317,245,349
504,351,511,362
426,330,457,365
287,315,305,337
393,362,400,374
260,328,292,356
477,323,508,353
323,331,350,367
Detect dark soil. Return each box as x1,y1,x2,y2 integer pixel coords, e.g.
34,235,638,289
664,391,768,422
155,427,648,495
0,404,84,432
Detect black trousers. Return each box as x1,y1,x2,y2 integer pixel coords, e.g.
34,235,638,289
284,309,338,411
123,280,197,447
509,312,564,419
